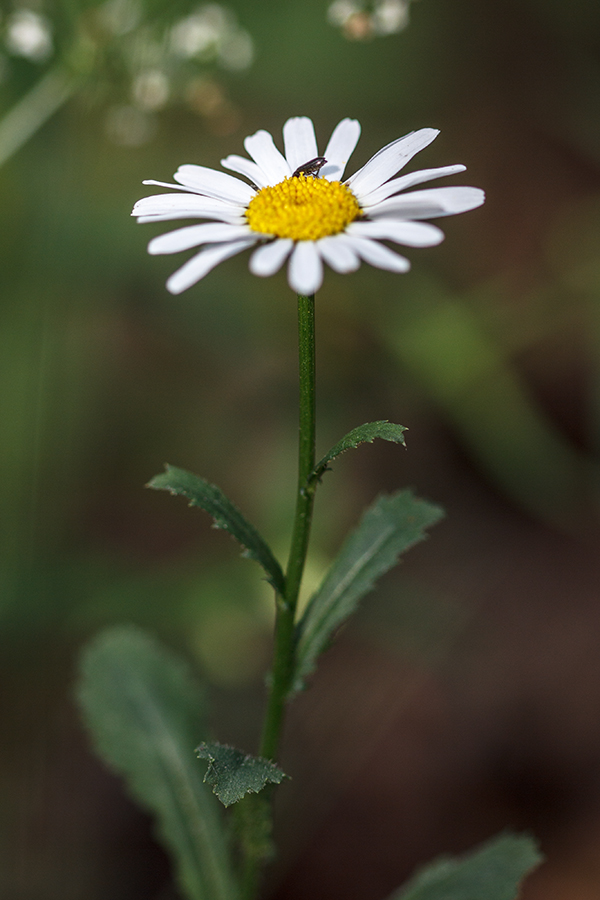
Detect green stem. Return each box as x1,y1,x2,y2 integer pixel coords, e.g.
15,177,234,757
240,295,316,900
260,292,316,761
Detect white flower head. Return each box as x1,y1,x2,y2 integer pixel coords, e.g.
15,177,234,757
5,10,52,63
132,116,485,295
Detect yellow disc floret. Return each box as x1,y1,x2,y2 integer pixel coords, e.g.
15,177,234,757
245,175,362,241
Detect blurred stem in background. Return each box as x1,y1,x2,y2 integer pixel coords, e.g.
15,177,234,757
0,66,77,167
381,275,600,537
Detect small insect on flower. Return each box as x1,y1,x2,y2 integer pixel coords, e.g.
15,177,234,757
292,157,327,178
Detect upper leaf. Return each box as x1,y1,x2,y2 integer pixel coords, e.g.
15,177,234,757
197,742,288,807
389,831,542,900
77,626,239,900
292,490,444,694
149,465,285,595
308,421,407,488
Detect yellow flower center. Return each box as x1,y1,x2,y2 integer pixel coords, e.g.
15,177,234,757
245,175,362,241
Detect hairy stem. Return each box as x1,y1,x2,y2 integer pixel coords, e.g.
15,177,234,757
260,292,316,760
241,294,316,900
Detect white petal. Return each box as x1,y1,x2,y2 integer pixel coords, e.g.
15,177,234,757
322,118,361,181
149,223,253,255
316,235,360,272
249,239,294,276
368,186,485,219
220,154,270,188
346,219,444,247
244,130,291,185
288,241,324,295
173,165,255,204
346,235,411,272
133,192,244,219
283,117,318,173
137,212,246,224
347,128,439,197
131,193,241,216
142,179,208,194
359,164,467,207
166,239,256,294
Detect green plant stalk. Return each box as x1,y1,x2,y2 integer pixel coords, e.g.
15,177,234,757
0,66,77,168
239,295,316,900
260,292,316,761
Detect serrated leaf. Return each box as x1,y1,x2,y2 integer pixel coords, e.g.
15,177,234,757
149,465,285,595
389,831,542,900
197,742,287,807
77,627,239,900
309,421,407,487
292,490,444,694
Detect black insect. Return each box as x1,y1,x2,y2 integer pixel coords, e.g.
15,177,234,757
292,157,327,178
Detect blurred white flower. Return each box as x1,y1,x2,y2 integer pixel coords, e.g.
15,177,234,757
372,0,410,35
170,3,253,71
170,5,229,59
5,9,52,62
327,0,417,39
132,69,170,110
327,0,362,27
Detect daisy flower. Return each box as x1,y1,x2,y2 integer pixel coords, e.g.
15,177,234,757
132,116,484,295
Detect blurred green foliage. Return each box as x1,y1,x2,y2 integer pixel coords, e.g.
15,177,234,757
2,0,600,896
1,0,598,644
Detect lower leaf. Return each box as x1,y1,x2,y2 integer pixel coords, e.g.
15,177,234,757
77,626,239,900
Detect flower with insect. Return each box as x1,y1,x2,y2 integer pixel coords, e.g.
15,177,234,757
132,116,484,295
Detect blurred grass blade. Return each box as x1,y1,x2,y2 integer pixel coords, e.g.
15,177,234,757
0,66,76,168
383,282,595,534
292,490,444,694
308,421,407,488
77,626,240,900
389,831,542,900
149,465,285,594
197,742,287,807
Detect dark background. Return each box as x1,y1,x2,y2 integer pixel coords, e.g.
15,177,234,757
2,0,600,897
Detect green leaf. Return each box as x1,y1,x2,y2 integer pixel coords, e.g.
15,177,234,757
292,490,444,694
197,742,288,807
148,465,285,595
389,832,542,900
77,627,239,900
309,421,407,487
